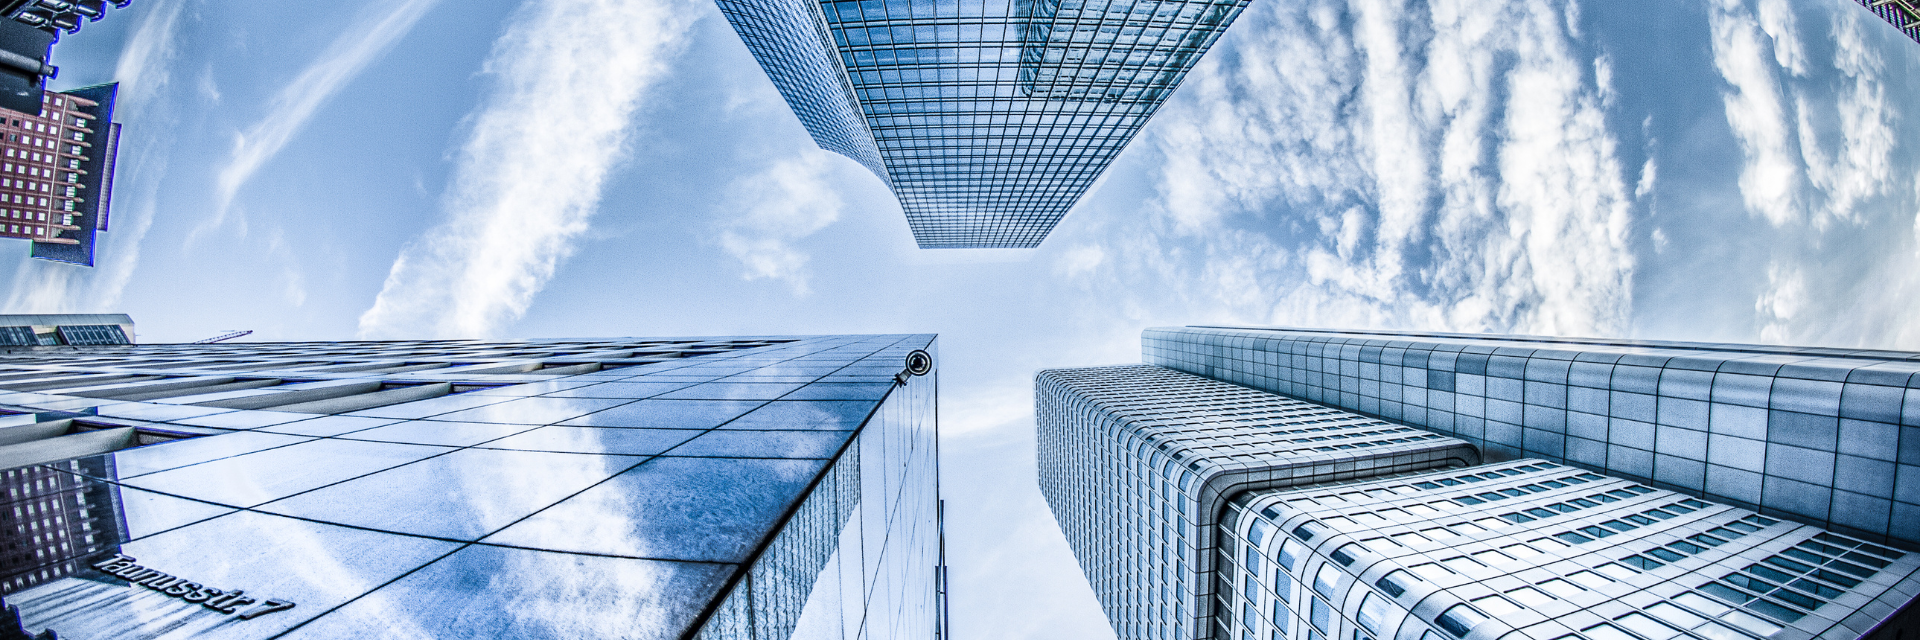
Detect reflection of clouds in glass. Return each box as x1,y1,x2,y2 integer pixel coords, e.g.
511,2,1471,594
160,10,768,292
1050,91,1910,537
426,397,631,425
286,547,731,639
15,510,458,639
484,457,827,563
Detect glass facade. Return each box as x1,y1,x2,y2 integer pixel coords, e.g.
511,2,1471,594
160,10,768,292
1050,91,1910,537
1036,365,1477,640
717,0,1252,248
1143,326,1920,548
1220,459,1920,640
0,334,941,640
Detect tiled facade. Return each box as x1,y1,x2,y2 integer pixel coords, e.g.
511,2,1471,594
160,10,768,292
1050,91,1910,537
1219,460,1920,640
0,334,941,639
717,0,1251,248
1143,327,1920,548
1036,365,1477,640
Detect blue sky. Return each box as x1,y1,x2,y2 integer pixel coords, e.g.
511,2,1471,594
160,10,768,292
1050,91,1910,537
3,0,1919,637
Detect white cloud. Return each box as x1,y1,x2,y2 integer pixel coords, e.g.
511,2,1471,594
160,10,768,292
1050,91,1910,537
1709,0,1803,227
716,151,844,295
357,0,699,338
1754,261,1806,343
2,0,187,314
1799,11,1894,227
1755,0,1807,75
1102,0,1635,339
1054,244,1106,279
201,0,442,237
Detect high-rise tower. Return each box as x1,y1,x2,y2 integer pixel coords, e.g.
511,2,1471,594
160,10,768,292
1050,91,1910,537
715,0,1251,248
1039,327,1920,640
0,333,942,640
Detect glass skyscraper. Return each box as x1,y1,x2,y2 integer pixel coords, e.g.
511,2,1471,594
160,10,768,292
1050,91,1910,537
715,0,1251,248
1039,327,1920,640
0,334,942,640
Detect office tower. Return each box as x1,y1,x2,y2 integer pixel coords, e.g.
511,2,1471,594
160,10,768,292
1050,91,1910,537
1219,460,1918,640
0,313,134,346
1038,328,1920,640
715,0,1252,248
1036,365,1480,640
1142,326,1920,548
1849,0,1920,45
0,334,942,640
0,83,121,266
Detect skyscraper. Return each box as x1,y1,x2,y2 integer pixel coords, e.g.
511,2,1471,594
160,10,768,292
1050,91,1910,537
1142,326,1920,548
715,0,1252,248
1039,327,1920,640
0,83,121,266
0,333,942,640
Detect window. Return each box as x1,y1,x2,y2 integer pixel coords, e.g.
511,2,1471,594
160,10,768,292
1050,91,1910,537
1250,519,1273,546
1279,538,1304,573
1536,578,1586,599
1309,598,1331,632
1505,587,1554,607
1582,623,1637,640
1272,602,1291,637
1357,593,1390,633
1274,567,1293,602
1439,556,1485,573
1435,605,1488,638
1615,613,1681,640
1332,543,1367,567
1313,564,1342,598
1375,570,1414,598
1470,595,1521,616
1294,522,1325,542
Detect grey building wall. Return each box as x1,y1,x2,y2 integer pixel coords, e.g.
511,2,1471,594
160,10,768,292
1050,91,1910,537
1143,326,1920,548
1219,458,1920,640
1036,365,1476,640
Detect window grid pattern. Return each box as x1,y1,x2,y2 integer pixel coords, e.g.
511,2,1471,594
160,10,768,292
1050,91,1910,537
0,334,941,639
1142,326,1920,548
1221,459,1920,640
720,0,1250,248
1036,364,1475,640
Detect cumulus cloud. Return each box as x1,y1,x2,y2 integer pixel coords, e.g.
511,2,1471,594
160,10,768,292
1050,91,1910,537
1097,0,1634,338
202,0,442,236
1710,0,1896,230
1701,1,1913,349
716,151,844,295
1709,0,1803,227
2,0,186,313
358,0,698,338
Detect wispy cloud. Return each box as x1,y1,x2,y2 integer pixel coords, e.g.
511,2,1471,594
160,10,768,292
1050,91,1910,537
1703,2,1914,349
1709,0,1803,227
3,0,187,313
716,151,844,295
1096,0,1635,338
357,0,699,338
200,0,441,237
